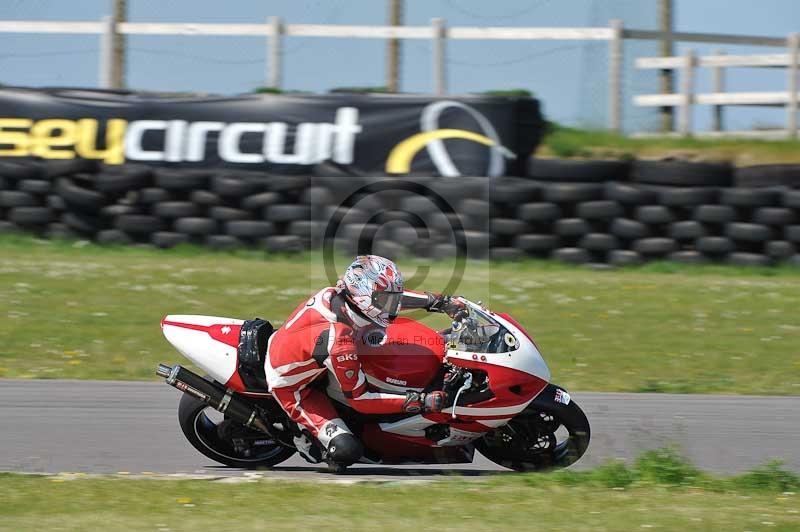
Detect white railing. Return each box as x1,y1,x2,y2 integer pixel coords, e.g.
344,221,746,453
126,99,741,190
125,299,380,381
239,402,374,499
0,17,793,134
634,34,800,138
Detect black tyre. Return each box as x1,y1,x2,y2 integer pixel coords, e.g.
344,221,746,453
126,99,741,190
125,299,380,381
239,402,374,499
94,169,152,194
0,191,39,208
734,164,800,188
631,160,732,187
785,225,800,243
633,237,677,255
115,214,164,234
56,178,106,213
514,234,559,253
490,218,531,236
137,188,171,205
178,391,295,469
693,204,736,224
669,221,707,240
721,188,782,208
474,384,590,471
604,181,657,205
156,169,210,191
17,179,52,195
265,204,312,223
191,190,223,207
766,241,796,260
554,218,591,238
610,218,650,240
490,178,540,203
226,220,277,239
299,187,334,206
635,205,674,225
517,202,562,223
609,249,643,266
753,207,796,226
211,174,262,198
576,200,622,220
658,187,718,207
154,201,200,219
726,222,773,243
696,236,735,255
542,183,604,203
528,158,629,183
9,207,54,226
210,206,252,222
784,190,800,209
579,233,619,252
175,217,218,236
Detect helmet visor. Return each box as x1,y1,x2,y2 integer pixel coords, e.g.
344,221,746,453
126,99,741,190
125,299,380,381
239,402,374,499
371,291,402,320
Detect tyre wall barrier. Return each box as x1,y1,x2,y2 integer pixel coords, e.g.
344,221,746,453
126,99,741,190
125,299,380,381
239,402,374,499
1,158,800,266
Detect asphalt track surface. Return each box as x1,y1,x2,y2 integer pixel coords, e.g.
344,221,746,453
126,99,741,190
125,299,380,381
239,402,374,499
1,379,798,479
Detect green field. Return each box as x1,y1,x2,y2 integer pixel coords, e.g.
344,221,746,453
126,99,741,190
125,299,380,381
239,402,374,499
1,235,799,394
1,451,798,531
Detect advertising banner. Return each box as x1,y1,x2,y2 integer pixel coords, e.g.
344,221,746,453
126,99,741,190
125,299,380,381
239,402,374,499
0,88,543,177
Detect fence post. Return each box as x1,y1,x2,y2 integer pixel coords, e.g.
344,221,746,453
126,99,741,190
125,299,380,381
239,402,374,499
788,33,799,139
431,18,446,95
99,15,114,89
608,19,623,133
268,16,283,90
711,49,725,132
678,48,695,136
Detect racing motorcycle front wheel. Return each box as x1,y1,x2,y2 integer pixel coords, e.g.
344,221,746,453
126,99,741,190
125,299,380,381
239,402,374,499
178,391,296,469
474,384,590,472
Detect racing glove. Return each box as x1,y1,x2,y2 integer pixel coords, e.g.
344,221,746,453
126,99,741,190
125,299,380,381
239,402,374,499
402,391,447,414
426,293,467,319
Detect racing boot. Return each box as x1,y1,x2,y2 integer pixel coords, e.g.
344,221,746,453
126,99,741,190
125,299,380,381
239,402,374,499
293,427,323,464
324,432,364,474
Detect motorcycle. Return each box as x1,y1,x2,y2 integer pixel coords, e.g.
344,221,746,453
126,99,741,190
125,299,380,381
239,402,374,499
156,297,590,472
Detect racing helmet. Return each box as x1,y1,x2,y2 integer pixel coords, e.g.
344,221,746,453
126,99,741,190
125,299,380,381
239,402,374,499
339,255,404,327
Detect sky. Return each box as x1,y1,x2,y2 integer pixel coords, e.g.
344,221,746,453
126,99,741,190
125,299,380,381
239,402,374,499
0,0,798,133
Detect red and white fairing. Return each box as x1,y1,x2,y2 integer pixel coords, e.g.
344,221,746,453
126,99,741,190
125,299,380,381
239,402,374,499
160,315,243,385
352,299,551,450
160,298,552,460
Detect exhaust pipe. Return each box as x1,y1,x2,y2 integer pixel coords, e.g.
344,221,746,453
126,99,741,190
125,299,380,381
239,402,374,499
155,363,270,433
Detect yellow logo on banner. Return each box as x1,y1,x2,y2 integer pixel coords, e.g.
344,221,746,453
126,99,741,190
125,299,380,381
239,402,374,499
385,128,497,175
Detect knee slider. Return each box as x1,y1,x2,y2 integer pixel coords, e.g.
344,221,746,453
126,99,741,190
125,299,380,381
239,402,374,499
327,433,363,465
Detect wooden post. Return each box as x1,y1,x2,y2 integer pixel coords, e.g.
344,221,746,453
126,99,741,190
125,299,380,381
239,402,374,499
431,18,446,95
608,19,623,133
788,33,799,139
110,0,126,89
268,16,283,90
678,48,695,136
386,0,403,92
99,15,114,89
658,0,675,132
711,49,725,132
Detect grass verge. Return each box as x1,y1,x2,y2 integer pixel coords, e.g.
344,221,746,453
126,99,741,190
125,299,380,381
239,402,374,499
1,449,798,531
1,234,799,393
540,124,800,165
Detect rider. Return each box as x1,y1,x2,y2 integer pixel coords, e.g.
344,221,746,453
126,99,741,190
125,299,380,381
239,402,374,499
265,254,464,470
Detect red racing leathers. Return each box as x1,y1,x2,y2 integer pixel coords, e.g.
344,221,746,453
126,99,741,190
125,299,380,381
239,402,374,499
265,286,432,452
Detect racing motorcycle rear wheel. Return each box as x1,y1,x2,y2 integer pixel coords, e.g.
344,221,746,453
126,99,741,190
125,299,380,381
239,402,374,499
474,385,590,472
178,391,296,469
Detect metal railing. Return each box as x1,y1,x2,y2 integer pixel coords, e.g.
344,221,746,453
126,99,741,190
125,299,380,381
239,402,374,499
0,17,792,134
